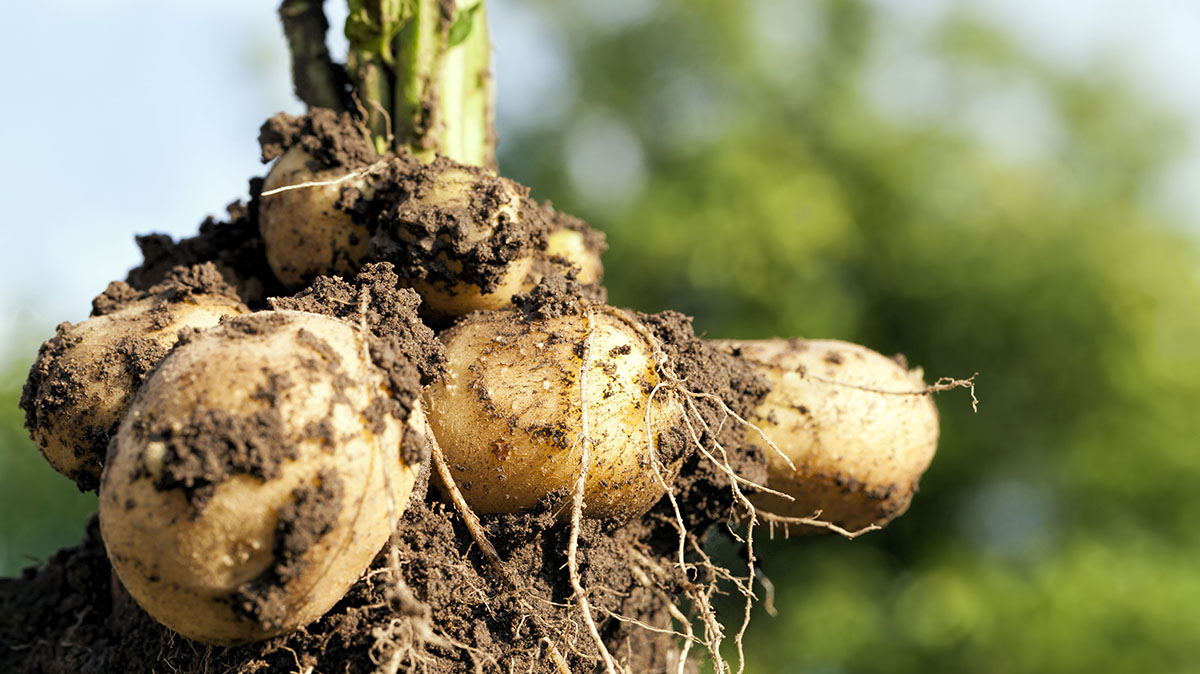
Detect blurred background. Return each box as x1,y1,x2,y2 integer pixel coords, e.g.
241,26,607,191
2,0,1199,671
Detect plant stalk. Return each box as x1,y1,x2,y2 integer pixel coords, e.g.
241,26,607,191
279,0,352,112
341,0,494,167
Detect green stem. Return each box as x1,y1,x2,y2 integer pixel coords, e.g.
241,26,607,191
343,0,494,167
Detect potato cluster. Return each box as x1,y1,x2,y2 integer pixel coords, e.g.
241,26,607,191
19,110,944,650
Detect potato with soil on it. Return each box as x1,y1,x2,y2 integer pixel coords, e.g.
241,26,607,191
258,144,377,287
368,158,552,320
521,210,607,292
255,110,390,289
99,310,427,645
715,338,939,532
20,264,247,492
425,306,685,520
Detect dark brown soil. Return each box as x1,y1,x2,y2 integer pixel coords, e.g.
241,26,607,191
360,156,552,296
639,311,772,532
1,498,703,673
259,109,378,170
126,201,284,309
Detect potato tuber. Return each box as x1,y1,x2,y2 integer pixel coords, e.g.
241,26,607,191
99,310,424,645
425,307,684,519
717,338,939,532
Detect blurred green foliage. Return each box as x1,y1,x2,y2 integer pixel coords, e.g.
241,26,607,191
498,0,1200,671
3,0,1199,671
0,353,96,576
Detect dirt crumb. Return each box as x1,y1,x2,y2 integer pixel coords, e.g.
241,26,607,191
258,109,377,169
512,270,605,321
270,262,447,402
126,201,283,308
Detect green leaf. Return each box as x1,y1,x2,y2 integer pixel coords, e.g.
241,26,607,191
447,3,482,48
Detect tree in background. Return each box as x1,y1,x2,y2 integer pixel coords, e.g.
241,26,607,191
3,0,1200,671
499,0,1200,671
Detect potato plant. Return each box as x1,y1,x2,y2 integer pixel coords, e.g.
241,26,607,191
5,1,968,671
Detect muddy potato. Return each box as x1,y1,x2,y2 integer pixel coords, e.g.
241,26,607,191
100,311,424,645
544,227,604,284
718,338,939,532
521,226,607,294
259,146,374,287
426,308,683,519
21,277,246,491
378,162,547,319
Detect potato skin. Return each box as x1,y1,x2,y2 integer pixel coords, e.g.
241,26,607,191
99,311,422,645
259,146,372,288
520,227,606,294
718,338,939,531
544,228,604,285
22,292,245,491
426,308,682,519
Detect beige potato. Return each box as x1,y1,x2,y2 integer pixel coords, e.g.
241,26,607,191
411,254,535,318
717,338,939,532
383,164,545,319
521,226,607,294
259,146,373,287
21,282,246,491
426,308,684,519
100,311,423,645
544,227,604,284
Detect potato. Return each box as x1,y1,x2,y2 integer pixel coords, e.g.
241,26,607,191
544,227,604,285
21,267,246,491
717,338,939,531
521,225,607,294
425,307,684,519
99,310,425,645
259,146,374,288
372,161,550,320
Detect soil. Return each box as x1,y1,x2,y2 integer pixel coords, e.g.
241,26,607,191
2,492,707,674
359,156,552,294
126,201,284,309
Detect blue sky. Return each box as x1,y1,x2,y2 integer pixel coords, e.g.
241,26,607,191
1,0,1197,354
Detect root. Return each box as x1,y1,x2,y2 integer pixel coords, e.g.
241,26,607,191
570,307,621,674
257,159,389,197
758,509,881,539
803,371,980,412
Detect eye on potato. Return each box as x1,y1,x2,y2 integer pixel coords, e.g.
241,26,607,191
99,310,425,645
425,307,684,520
716,338,939,532
20,265,247,491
